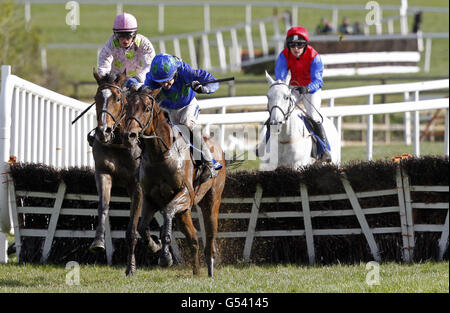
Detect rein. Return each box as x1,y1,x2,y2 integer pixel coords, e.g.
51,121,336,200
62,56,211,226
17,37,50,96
97,83,127,133
267,81,297,123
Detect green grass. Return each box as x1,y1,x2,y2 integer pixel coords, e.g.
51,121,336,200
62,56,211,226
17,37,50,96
0,261,447,293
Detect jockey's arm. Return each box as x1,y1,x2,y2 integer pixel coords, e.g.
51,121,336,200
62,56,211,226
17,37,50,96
307,55,324,93
143,72,161,89
136,38,156,83
97,43,114,77
274,53,288,81
184,63,219,94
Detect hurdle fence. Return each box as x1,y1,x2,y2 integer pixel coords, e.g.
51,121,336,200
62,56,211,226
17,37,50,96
6,164,449,265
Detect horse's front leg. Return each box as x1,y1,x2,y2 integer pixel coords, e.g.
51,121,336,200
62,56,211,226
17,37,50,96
90,173,112,252
125,182,143,277
158,188,191,268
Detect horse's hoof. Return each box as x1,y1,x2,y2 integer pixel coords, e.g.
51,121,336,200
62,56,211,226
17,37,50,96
158,252,173,268
89,239,105,253
125,267,136,277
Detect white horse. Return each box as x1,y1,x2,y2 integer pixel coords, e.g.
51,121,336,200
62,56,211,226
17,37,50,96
258,71,339,170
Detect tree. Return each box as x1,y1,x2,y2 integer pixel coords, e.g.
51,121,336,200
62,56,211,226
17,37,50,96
0,0,42,81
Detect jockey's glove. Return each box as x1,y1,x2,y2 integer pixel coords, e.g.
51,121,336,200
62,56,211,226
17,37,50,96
191,81,207,94
296,86,309,94
127,77,139,88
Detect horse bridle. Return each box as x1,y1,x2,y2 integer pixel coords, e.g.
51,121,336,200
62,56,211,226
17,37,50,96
97,83,127,133
267,81,297,123
125,92,171,151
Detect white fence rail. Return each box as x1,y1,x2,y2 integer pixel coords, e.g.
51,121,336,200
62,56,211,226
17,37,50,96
197,79,450,161
41,15,286,74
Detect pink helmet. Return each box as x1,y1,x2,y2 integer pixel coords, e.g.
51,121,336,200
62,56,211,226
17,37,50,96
113,13,138,32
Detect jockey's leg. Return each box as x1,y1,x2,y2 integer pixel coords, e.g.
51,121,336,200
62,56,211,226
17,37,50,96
192,126,219,184
178,99,221,183
305,90,332,162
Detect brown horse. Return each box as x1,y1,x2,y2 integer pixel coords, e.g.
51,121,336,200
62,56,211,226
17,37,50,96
90,70,161,276
122,88,226,277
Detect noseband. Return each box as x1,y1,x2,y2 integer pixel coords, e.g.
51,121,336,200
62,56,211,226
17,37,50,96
97,83,126,132
268,82,296,123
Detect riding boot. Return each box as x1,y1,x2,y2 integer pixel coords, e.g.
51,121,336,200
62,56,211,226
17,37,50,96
316,123,332,162
192,130,219,184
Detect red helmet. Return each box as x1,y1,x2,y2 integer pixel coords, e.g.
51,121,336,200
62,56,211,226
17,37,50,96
286,26,310,43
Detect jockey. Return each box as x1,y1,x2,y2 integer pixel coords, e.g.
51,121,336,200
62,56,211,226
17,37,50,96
98,12,156,89
274,26,332,162
144,53,222,183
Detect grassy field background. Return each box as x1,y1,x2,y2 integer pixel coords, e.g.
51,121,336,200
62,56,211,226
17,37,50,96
12,0,449,100
1,260,448,293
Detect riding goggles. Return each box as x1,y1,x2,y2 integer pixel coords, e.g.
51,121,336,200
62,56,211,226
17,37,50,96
114,31,136,39
288,41,307,48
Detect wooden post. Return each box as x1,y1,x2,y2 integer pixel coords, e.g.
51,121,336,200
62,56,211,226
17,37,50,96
203,4,210,32
9,178,21,263
41,182,66,263
438,211,449,261
366,93,374,161
404,92,412,145
25,2,31,31
424,38,432,73
194,204,206,247
300,183,315,265
216,31,227,73
341,173,380,261
0,232,6,264
445,108,449,156
259,22,268,57
201,34,212,70
245,24,255,60
159,40,166,54
396,167,412,262
158,4,164,33
401,168,415,260
413,91,420,157
187,36,198,69
243,184,263,263
116,3,123,16
104,213,114,265
173,38,181,59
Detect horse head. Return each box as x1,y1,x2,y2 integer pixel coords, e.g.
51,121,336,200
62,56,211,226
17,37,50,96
93,69,127,143
122,86,161,148
265,71,297,133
